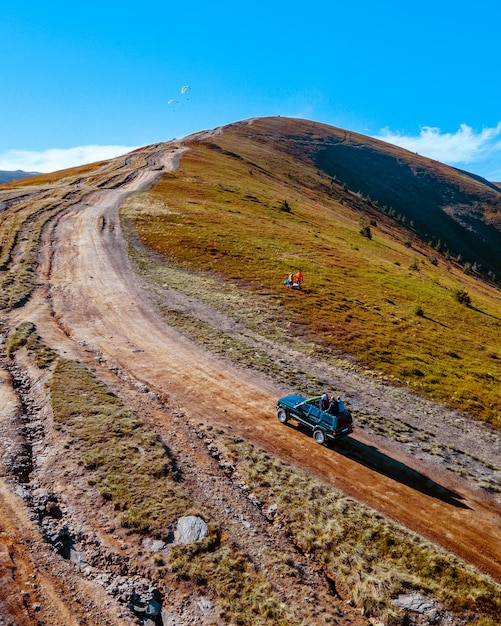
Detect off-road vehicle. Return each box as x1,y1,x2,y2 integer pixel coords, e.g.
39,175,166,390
276,394,353,444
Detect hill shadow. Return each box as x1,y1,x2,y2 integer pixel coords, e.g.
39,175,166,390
329,435,471,509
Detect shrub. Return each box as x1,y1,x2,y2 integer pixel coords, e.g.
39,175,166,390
359,225,372,239
453,288,471,306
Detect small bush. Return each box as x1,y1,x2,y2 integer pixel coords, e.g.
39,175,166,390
413,304,424,317
453,288,471,306
359,225,372,239
279,199,291,213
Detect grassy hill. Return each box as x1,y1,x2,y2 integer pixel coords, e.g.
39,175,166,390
122,117,501,428
2,119,500,625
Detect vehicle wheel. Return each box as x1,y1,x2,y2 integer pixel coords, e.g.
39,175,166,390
277,408,289,423
313,429,326,444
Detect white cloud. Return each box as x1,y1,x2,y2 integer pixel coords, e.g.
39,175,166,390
374,123,501,179
0,145,139,173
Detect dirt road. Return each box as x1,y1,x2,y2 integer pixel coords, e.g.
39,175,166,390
1,142,500,625
10,144,494,585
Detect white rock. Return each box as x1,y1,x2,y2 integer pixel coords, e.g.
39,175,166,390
174,516,208,544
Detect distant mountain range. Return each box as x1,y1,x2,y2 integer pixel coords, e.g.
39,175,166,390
0,170,40,184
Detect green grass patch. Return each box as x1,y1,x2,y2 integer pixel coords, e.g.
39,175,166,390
6,321,58,367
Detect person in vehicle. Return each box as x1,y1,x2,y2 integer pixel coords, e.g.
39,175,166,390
327,396,338,415
328,395,345,415
319,393,329,411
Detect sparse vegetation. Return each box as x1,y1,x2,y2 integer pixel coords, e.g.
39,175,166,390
121,133,501,427
217,431,501,624
50,358,195,535
49,358,311,624
5,321,36,357
0,198,66,309
0,150,162,310
169,541,303,626
6,321,57,367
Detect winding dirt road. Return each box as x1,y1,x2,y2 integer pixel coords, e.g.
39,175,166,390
5,142,501,595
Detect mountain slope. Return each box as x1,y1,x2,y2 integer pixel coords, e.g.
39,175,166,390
205,117,501,279
125,117,501,427
0,170,40,184
0,120,500,626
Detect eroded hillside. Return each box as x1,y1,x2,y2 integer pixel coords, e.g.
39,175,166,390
0,117,500,626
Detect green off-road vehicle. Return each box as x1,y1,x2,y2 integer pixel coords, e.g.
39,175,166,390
276,394,354,445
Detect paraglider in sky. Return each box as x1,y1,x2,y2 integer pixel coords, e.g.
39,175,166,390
168,86,191,111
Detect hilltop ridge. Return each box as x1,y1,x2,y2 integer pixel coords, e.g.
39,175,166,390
195,116,501,280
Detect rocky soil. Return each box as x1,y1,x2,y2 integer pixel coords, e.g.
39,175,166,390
0,138,499,625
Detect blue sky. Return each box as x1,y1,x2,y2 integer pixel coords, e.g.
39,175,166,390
2,1,501,180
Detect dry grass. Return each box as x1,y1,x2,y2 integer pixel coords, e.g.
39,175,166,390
216,429,501,624
50,358,196,535
121,131,501,428
49,358,309,624
169,540,303,626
